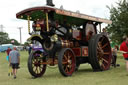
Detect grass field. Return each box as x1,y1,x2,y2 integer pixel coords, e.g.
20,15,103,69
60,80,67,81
0,51,128,85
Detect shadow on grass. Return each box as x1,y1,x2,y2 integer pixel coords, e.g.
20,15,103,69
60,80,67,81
26,72,62,79
76,68,93,73
74,68,94,76
25,66,106,79
26,67,94,79
26,69,93,79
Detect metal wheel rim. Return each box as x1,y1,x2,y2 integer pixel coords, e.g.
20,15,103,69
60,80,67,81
62,49,75,75
31,52,46,76
96,36,111,70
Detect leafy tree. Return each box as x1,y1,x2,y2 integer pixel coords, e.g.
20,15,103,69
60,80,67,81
0,32,9,44
107,0,128,44
0,32,20,45
10,39,20,45
24,42,29,46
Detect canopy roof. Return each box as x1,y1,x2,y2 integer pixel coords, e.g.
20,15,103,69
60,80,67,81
16,6,112,25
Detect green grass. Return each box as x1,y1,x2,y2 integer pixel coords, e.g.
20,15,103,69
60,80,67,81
0,51,128,85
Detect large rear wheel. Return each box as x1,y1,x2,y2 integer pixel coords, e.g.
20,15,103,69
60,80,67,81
58,48,76,76
28,50,47,77
89,34,112,71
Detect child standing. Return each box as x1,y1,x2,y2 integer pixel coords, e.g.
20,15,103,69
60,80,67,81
111,45,119,67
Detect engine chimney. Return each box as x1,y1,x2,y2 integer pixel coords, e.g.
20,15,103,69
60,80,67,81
46,0,55,6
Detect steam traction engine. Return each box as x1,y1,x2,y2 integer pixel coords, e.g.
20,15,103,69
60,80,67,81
16,5,112,77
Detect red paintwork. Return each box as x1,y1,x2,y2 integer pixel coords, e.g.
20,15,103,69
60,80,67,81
72,47,88,57
72,48,81,57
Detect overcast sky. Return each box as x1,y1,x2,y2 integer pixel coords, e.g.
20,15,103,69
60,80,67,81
0,0,118,44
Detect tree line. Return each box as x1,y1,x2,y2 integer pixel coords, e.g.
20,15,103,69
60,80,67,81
0,32,20,45
107,0,128,44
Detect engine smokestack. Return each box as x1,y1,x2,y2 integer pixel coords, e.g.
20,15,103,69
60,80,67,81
46,0,55,6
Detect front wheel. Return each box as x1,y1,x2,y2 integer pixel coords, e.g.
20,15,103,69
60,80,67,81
28,50,47,78
58,48,76,77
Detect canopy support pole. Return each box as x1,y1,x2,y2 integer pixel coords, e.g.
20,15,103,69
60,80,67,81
46,12,49,32
99,23,101,33
27,15,31,34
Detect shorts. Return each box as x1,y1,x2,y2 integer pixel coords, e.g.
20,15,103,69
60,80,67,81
125,58,128,60
11,63,19,69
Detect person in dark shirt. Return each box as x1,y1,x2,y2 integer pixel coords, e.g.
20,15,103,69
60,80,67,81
6,47,12,76
6,47,12,56
28,44,32,55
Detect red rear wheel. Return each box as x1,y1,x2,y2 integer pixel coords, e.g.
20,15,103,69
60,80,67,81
89,34,112,71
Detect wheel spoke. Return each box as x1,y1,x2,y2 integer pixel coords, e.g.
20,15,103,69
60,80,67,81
102,43,108,49
62,61,68,64
38,66,41,74
32,60,35,64
35,67,38,74
37,67,39,74
62,55,68,64
39,66,42,72
36,67,39,74
67,51,71,59
38,67,40,74
98,56,102,61
102,58,108,64
65,66,69,73
104,52,110,55
99,60,103,66
102,63,105,69
69,63,72,69
64,55,68,61
98,42,103,52
98,42,102,48
97,46,101,52
100,37,105,43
